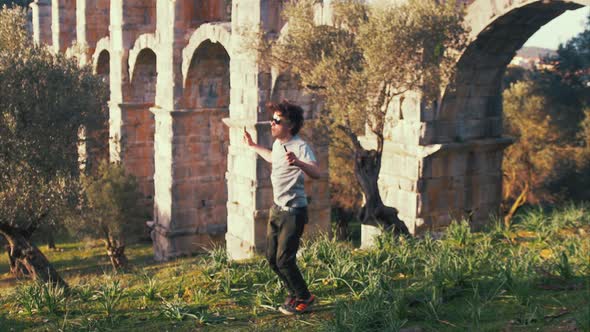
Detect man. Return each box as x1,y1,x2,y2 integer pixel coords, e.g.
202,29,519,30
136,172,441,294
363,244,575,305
243,101,321,315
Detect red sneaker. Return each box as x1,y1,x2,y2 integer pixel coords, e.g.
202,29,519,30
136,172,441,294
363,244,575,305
279,294,315,315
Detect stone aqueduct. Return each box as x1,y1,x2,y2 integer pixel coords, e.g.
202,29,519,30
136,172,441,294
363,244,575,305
30,0,587,260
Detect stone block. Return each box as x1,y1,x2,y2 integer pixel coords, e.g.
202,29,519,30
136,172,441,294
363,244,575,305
226,231,256,260
360,224,384,250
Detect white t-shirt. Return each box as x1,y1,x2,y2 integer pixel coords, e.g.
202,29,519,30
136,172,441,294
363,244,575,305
271,135,316,207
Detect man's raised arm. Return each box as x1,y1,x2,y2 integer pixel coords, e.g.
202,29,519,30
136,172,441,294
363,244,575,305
243,128,272,163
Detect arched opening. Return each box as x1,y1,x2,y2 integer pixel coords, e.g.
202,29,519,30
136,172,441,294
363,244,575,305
178,40,230,245
130,49,157,103
184,41,230,109
425,1,587,229
96,50,110,94
123,48,157,220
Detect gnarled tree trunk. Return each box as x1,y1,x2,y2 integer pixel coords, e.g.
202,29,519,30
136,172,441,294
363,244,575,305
6,244,29,277
0,223,68,289
332,207,352,241
105,236,128,271
107,245,128,270
338,124,409,235
354,147,410,235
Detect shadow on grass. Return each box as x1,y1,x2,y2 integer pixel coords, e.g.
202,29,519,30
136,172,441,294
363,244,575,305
0,313,30,331
0,241,160,284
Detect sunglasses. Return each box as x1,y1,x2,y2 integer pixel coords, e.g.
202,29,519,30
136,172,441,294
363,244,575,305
271,116,283,125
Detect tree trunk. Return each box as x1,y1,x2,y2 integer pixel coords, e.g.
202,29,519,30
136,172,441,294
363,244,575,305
107,245,128,271
504,183,529,228
6,244,29,277
354,148,410,235
332,207,351,241
47,232,56,250
0,224,68,289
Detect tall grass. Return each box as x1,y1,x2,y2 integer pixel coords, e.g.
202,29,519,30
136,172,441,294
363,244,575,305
4,203,589,331
15,280,67,315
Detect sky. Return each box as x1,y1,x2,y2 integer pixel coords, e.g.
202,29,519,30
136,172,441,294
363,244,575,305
524,7,589,50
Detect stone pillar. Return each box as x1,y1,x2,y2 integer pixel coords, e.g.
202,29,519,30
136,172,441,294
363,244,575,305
108,0,126,163
223,0,275,260
150,107,174,260
148,0,178,261
361,89,513,247
224,0,331,260
30,0,52,47
74,0,87,63
51,0,76,53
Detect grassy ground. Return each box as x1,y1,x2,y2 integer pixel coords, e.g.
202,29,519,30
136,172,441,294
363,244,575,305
0,203,589,332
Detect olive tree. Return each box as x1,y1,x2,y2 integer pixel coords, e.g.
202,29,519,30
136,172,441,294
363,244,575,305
0,7,107,287
71,161,148,271
259,0,467,232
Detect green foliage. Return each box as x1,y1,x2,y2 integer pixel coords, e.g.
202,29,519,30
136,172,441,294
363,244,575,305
15,280,67,315
72,160,147,247
140,273,160,302
159,295,210,323
0,6,108,232
1,204,589,330
92,276,124,321
14,282,43,315
503,15,590,207
324,291,408,332
0,5,28,50
502,80,567,206
205,243,230,271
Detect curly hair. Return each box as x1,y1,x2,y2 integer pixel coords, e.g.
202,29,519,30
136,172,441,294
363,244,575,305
267,100,304,136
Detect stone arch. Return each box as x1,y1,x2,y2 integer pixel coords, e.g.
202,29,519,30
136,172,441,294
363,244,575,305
81,49,110,174
128,34,159,82
464,0,588,41
183,40,230,108
418,0,588,229
436,0,587,143
91,37,111,75
181,23,231,88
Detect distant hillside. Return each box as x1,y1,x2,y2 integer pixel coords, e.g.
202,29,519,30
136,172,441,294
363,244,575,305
516,47,557,59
